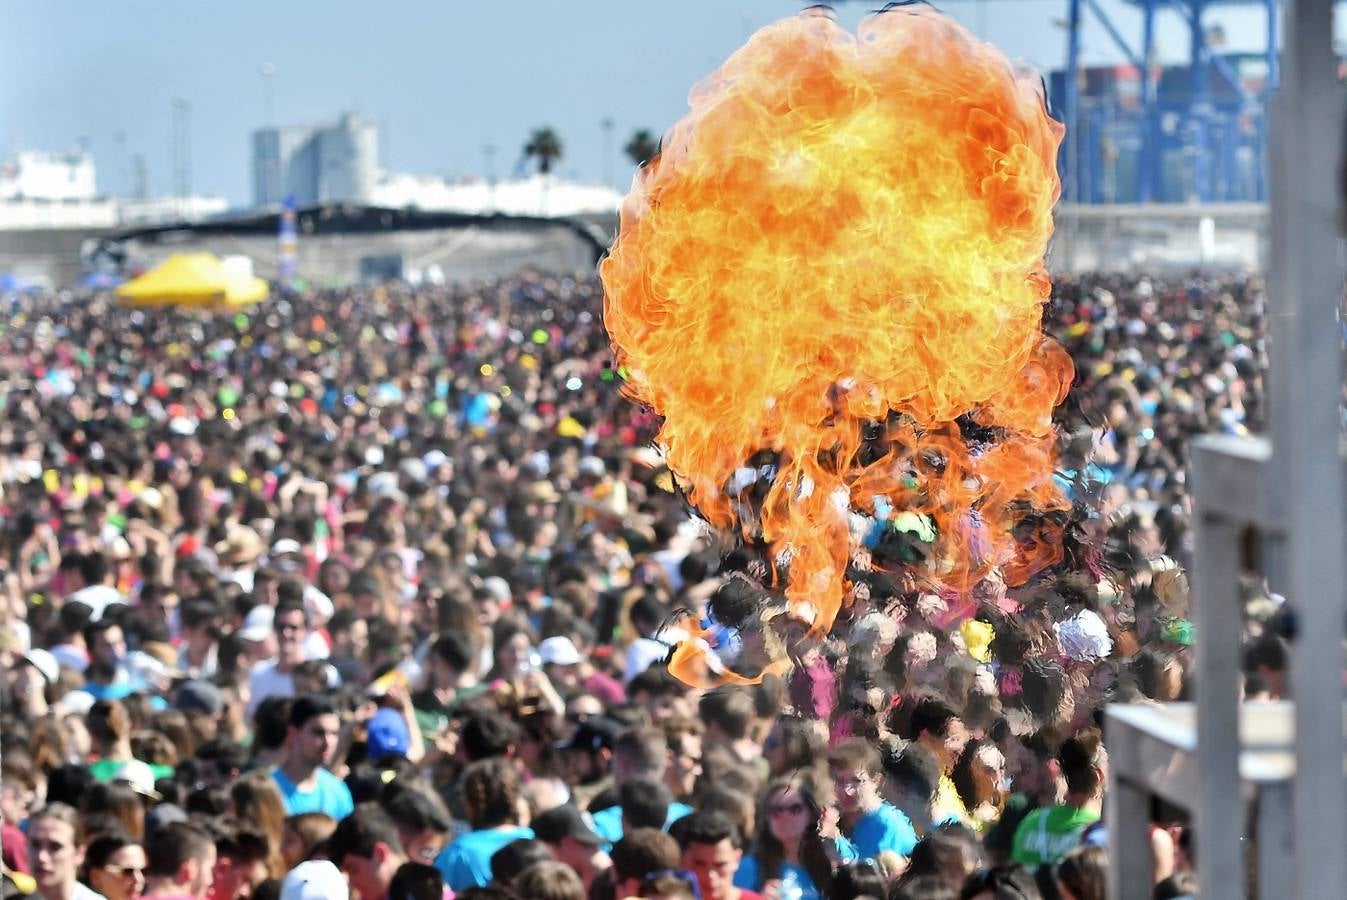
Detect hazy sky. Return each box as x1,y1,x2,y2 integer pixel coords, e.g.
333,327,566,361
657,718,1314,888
2,0,1282,205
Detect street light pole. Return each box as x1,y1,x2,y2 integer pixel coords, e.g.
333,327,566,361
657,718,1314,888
484,143,497,212
260,62,276,126
601,117,615,187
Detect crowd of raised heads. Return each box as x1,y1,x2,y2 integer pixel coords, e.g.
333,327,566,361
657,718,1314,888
0,270,1264,900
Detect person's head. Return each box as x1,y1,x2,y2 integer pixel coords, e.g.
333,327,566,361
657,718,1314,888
210,820,272,900
530,805,604,873
281,814,338,870
1003,729,1061,806
489,839,553,888
273,599,309,668
428,633,475,689
286,694,341,771
762,778,819,846
537,636,584,692
0,764,36,827
757,778,834,895
698,689,754,745
959,863,1043,900
279,860,349,900
828,738,885,818
559,717,619,786
28,803,86,896
662,718,704,801
675,811,743,900
909,697,969,773
609,829,679,900
514,861,584,900
763,714,827,778
195,738,250,788
627,666,693,722
252,696,294,755
492,625,533,679
88,698,133,751
230,770,289,863
832,860,886,900
619,777,671,832
292,660,331,697
85,619,128,671
145,821,216,900
180,599,222,645
1059,728,1107,803
696,785,756,851
638,870,699,900
84,832,147,900
613,726,669,784
1054,845,1107,900
82,781,146,843
903,823,986,889
461,757,523,830
460,710,521,762
386,862,447,900
951,739,1008,814
890,876,958,900
1152,871,1199,900
328,806,407,900
384,786,452,865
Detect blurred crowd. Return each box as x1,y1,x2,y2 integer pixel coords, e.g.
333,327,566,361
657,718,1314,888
0,269,1273,900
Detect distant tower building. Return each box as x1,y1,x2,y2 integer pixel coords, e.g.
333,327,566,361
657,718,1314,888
251,112,378,208
317,113,378,204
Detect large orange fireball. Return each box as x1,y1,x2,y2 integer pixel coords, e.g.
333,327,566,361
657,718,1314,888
601,5,1072,653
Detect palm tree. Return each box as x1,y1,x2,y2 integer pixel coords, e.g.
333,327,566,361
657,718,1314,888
624,129,660,167
523,127,564,175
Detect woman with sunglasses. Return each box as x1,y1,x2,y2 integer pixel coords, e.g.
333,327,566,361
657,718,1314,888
734,778,855,900
83,832,146,900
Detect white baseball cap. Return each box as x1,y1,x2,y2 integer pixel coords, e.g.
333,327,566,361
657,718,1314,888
21,648,59,685
112,759,162,800
239,604,275,642
280,860,348,900
538,636,582,667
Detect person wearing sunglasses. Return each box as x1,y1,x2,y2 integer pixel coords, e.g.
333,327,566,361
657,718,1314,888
734,778,855,900
83,832,147,900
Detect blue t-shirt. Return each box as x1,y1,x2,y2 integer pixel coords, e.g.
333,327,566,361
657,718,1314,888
849,803,918,859
271,767,354,820
735,840,857,900
591,801,693,846
435,826,535,890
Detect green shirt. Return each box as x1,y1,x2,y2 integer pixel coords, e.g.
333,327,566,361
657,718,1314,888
1010,804,1100,867
89,758,174,784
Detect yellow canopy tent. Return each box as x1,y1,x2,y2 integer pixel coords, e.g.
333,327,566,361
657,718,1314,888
116,253,268,309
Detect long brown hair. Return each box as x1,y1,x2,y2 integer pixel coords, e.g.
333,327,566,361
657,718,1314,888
230,770,287,877
754,777,835,897
81,782,145,842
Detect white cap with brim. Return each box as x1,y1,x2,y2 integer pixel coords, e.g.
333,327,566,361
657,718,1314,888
112,759,162,801
21,648,59,685
538,635,582,667
280,860,348,900
239,604,275,642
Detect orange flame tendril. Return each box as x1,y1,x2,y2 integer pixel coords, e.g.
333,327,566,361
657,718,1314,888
601,7,1073,677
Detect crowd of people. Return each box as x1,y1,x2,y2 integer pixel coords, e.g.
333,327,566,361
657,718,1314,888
0,268,1272,900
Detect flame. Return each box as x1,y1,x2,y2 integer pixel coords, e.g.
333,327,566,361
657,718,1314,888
602,6,1072,657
